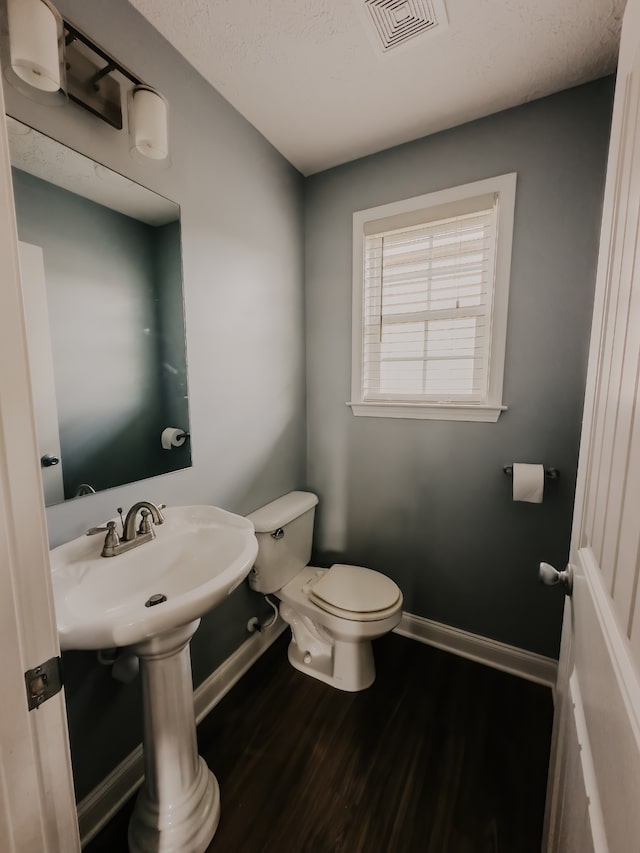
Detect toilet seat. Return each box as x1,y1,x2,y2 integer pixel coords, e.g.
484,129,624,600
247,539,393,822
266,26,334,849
307,564,402,622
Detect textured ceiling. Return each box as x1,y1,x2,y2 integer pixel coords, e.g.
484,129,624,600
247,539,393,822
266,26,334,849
128,0,626,175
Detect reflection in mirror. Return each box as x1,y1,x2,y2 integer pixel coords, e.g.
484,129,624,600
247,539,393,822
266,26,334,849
7,116,191,506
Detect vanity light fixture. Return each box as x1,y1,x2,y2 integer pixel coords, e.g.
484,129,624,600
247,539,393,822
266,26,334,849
129,85,169,162
5,0,65,100
3,0,170,165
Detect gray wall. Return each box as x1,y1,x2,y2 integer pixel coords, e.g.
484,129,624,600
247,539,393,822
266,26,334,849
304,78,614,660
5,0,305,800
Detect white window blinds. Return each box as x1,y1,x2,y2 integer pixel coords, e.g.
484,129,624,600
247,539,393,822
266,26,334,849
362,201,498,403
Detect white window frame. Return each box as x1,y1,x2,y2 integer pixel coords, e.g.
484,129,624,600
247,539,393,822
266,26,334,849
349,173,517,422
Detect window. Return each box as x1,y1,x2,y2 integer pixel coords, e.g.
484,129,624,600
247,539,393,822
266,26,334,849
350,174,516,421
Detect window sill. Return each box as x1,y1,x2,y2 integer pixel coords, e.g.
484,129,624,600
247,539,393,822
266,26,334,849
347,401,508,422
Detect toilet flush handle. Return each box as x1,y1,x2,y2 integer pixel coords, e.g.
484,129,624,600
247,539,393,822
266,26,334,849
271,528,285,540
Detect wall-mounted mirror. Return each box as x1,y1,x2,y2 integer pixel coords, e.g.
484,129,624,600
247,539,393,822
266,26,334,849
7,116,191,506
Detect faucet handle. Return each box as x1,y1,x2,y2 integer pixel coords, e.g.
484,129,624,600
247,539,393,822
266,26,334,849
103,520,120,548
85,521,120,557
87,520,120,537
138,508,153,535
87,521,120,552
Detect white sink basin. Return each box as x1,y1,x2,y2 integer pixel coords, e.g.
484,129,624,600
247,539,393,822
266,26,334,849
50,505,258,650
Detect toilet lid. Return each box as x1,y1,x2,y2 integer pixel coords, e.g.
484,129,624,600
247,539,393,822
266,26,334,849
308,564,401,614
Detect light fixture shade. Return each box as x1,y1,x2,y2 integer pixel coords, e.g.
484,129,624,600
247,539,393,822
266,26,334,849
7,0,62,93
130,85,169,163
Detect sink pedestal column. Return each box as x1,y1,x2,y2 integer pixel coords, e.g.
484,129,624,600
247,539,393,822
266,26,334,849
128,620,220,853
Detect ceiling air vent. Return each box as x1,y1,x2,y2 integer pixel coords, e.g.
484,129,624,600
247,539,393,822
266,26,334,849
363,0,448,52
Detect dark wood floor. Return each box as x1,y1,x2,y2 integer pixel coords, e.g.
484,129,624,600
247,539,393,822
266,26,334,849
85,631,553,852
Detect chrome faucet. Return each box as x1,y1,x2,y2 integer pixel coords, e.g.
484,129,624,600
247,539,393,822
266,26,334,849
87,501,165,557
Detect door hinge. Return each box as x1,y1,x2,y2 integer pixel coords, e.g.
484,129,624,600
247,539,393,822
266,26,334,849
25,656,63,711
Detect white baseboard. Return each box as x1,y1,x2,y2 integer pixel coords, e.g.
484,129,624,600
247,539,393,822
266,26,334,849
77,620,286,848
394,612,558,689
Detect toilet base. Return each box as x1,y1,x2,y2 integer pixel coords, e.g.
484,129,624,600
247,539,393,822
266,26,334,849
287,635,375,692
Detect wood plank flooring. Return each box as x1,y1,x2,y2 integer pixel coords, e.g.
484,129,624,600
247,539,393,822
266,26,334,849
85,631,554,852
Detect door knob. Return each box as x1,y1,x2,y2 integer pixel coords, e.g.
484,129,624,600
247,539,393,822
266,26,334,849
40,454,60,468
539,562,573,596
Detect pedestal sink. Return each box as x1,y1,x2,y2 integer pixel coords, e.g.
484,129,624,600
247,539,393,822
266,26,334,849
50,505,258,853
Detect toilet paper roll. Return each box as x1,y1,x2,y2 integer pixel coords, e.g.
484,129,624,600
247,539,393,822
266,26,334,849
512,463,544,503
161,427,186,450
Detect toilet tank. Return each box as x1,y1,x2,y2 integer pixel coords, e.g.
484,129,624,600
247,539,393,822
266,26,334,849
246,491,319,594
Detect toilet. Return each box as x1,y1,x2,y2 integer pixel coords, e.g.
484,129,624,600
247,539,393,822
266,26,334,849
247,491,403,692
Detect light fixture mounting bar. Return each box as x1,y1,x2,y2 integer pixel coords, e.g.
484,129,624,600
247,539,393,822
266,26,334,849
63,19,142,130
63,21,140,85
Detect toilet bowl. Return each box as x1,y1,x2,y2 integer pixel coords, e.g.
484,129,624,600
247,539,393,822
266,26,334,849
247,491,402,691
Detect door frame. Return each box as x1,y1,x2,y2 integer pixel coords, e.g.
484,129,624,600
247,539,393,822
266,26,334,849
0,76,80,852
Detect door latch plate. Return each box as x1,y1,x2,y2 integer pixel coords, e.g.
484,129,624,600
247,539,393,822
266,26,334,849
25,656,63,711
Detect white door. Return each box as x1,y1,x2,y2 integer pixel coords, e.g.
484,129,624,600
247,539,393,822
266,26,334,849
544,0,640,849
0,76,80,851
18,241,65,505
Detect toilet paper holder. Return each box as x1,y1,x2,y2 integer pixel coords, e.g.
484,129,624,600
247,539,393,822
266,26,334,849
503,465,559,479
